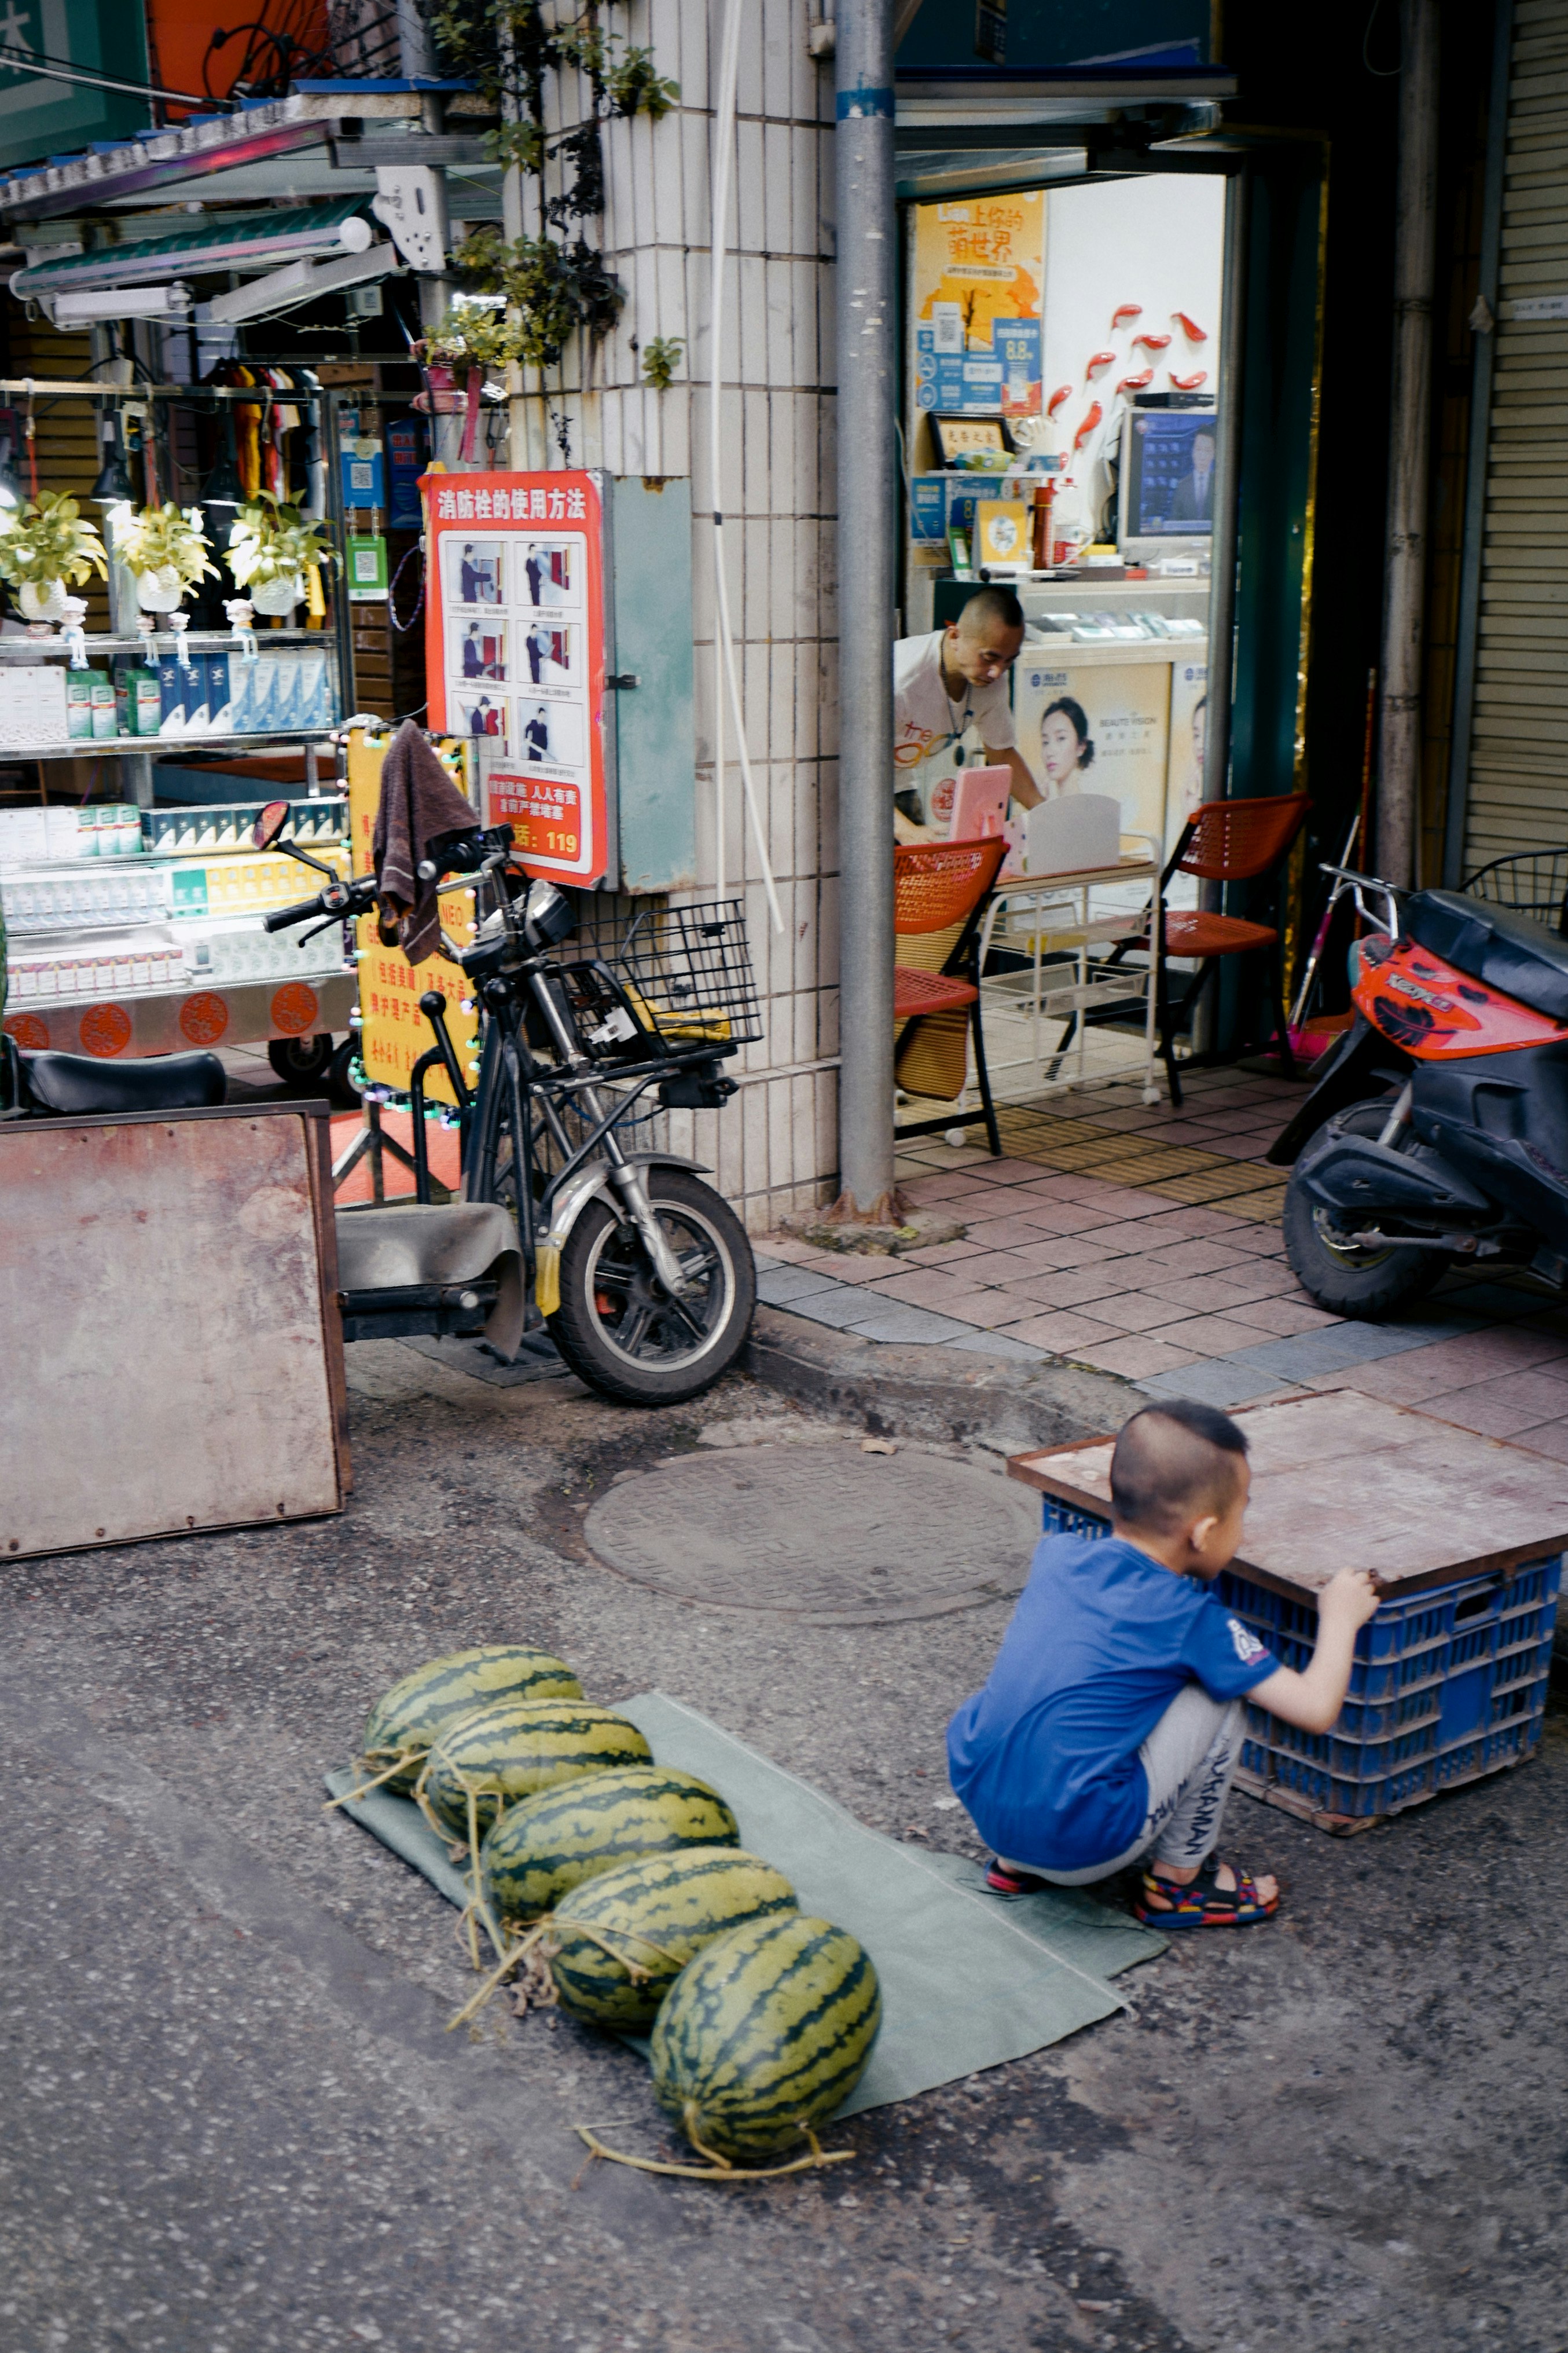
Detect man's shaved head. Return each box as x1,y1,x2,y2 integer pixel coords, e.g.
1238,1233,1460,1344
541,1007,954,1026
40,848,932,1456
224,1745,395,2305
957,584,1024,636
1109,1401,1249,1538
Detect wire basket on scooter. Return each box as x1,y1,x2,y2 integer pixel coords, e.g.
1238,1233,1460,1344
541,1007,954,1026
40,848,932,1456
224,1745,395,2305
613,899,763,1057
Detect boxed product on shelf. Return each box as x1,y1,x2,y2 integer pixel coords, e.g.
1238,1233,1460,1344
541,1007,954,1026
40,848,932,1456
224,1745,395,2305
141,797,347,855
0,666,68,749
0,805,145,862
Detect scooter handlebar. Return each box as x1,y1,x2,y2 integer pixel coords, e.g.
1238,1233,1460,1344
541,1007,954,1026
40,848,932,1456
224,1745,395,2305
264,896,332,933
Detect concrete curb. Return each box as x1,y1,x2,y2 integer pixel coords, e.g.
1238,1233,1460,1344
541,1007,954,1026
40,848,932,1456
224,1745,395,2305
743,1304,1139,1453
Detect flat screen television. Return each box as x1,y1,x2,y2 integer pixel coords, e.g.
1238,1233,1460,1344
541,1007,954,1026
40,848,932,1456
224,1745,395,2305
1118,409,1219,555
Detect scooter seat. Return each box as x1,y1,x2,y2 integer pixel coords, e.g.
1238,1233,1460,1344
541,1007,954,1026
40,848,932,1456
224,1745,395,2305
1405,890,1568,1027
21,1049,227,1115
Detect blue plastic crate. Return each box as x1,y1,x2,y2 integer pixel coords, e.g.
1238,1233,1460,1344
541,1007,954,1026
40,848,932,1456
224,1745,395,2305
1036,1493,1561,1825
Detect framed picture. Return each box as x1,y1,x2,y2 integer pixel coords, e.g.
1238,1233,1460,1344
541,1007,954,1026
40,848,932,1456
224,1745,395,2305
928,413,1013,467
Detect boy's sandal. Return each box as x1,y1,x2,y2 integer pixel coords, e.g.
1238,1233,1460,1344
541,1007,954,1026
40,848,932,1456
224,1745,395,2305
1133,1853,1279,1930
986,1858,1049,1896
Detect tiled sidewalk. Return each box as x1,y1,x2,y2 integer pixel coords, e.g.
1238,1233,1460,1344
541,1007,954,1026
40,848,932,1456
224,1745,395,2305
759,1067,1568,1461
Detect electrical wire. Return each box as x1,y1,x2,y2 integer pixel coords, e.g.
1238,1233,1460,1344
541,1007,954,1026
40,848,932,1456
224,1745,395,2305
0,44,224,109
707,0,783,931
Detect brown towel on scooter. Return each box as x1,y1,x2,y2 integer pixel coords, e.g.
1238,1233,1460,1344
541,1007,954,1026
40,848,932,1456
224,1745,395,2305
372,719,479,965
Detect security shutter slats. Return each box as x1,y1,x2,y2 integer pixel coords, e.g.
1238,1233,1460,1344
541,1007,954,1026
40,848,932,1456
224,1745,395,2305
1463,0,1568,875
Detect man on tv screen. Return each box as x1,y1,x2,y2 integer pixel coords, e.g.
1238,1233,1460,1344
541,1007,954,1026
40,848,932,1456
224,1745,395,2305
1167,428,1217,526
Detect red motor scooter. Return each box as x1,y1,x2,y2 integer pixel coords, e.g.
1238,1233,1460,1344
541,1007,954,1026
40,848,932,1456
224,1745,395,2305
1269,870,1568,1316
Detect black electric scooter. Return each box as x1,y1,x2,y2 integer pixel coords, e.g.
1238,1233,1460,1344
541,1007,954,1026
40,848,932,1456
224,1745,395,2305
1269,868,1568,1317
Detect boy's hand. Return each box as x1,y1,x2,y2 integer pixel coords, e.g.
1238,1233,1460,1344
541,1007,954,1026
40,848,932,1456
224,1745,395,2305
1319,1567,1381,1630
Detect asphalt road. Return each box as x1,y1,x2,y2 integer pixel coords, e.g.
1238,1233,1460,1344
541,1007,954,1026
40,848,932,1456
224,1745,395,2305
2,1340,1563,2353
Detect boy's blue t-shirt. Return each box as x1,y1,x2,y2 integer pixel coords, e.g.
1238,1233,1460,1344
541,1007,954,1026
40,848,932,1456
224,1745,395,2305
946,1532,1278,1871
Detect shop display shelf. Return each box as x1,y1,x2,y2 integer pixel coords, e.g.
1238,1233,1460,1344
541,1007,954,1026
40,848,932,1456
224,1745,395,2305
0,730,340,759
1035,1493,1561,1824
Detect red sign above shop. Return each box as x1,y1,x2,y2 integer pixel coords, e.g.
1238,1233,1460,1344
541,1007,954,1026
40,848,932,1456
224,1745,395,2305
420,469,608,886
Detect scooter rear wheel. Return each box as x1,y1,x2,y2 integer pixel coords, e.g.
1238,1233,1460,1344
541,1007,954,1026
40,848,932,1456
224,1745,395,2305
547,1168,757,1406
1282,1108,1450,1318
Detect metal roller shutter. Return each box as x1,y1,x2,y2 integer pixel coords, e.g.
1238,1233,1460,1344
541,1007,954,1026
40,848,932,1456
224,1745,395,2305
1465,0,1568,873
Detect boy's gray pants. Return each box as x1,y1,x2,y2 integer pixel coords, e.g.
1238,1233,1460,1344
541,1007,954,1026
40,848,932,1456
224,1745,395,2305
1005,1684,1245,1886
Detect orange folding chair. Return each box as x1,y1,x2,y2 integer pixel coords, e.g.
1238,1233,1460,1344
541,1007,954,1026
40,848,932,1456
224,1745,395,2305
1120,793,1311,1107
892,835,1009,1156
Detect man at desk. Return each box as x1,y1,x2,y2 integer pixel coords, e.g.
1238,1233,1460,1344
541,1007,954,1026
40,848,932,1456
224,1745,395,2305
893,585,1044,842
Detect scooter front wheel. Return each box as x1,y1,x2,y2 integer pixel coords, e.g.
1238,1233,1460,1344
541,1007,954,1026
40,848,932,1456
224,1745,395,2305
546,1168,757,1406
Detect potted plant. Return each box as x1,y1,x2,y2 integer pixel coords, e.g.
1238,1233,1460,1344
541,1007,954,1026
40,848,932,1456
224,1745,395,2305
418,306,523,460
0,492,108,622
225,492,337,616
109,502,219,613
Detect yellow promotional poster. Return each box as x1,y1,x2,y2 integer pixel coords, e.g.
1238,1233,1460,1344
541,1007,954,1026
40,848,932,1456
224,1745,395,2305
912,193,1046,420
1011,657,1172,850
346,728,480,1106
974,499,1031,571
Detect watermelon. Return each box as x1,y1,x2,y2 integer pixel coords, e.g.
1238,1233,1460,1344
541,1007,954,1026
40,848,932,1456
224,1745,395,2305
356,1645,582,1794
544,1849,798,2030
650,1914,881,2161
480,1765,741,1927
418,1696,651,1840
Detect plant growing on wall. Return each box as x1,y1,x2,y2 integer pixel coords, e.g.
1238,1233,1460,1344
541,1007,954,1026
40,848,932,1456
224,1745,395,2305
428,0,678,404
640,335,684,393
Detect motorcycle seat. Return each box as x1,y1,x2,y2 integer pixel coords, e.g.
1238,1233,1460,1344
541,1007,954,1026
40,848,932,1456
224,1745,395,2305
1405,890,1568,1027
21,1049,227,1116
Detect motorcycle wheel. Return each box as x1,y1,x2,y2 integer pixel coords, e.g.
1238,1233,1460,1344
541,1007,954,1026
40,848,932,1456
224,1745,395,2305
547,1168,757,1406
1281,1104,1451,1318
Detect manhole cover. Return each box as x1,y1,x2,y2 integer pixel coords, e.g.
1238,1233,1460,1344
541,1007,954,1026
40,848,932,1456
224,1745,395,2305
582,1444,1041,1625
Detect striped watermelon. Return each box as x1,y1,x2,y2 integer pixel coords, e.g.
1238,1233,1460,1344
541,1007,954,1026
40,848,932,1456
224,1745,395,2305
418,1697,651,1839
650,1914,881,2160
358,1645,582,1794
545,1849,798,2030
480,1765,741,1927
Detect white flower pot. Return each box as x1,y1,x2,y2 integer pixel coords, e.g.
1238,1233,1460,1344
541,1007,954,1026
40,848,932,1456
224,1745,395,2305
17,578,67,622
136,568,184,613
251,574,303,617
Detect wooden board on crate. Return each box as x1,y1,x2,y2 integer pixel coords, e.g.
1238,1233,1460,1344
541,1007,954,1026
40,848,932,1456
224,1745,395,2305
0,1102,348,1559
1007,1389,1568,1601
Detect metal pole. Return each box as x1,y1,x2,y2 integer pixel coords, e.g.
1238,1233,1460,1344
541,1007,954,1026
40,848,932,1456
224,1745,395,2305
1203,167,1248,812
833,0,898,1221
1377,0,1440,888
1441,0,1512,889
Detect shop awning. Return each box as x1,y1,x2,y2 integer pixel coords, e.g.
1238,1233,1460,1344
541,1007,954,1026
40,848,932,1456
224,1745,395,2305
10,200,373,294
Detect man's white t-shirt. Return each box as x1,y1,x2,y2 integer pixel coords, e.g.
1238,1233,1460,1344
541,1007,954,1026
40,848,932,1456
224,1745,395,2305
893,631,1015,778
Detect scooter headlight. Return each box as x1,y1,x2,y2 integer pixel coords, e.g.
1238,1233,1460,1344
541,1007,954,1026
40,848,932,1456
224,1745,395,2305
524,877,576,950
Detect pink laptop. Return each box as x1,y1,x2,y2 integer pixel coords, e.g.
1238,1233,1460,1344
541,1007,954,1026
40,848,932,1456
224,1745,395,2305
945,763,1011,842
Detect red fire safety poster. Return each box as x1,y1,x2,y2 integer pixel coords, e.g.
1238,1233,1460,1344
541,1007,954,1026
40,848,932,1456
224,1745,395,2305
420,470,608,885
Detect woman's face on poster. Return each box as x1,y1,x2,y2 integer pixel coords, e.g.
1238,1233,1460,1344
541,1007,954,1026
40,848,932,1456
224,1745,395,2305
1039,708,1085,792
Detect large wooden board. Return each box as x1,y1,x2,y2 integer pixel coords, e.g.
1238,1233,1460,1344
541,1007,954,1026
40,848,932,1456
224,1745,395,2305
1007,1390,1568,1598
0,1104,346,1559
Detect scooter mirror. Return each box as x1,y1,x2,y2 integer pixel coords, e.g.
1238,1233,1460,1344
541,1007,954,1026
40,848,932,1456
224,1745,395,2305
253,799,291,852
524,876,575,949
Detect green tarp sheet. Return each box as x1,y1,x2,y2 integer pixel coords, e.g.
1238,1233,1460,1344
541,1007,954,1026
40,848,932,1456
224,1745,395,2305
325,1688,1163,2116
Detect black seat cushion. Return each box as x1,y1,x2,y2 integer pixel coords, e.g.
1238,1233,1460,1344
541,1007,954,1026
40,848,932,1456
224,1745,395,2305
23,1050,227,1115
1405,890,1568,1025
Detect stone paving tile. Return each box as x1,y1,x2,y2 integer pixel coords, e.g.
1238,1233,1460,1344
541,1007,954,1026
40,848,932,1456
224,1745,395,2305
773,1285,883,1331
898,1170,986,1204
793,1253,896,1285
946,1328,1051,1363
1074,1291,1196,1335
1422,1365,1568,1425
985,1266,1140,1312
757,1234,820,1263
986,1310,1129,1353
1221,1295,1341,1337
961,1211,1082,1248
1513,1417,1568,1463
1073,1335,1212,1379
897,1238,990,1266
1137,1359,1301,1408
1145,1313,1281,1359
1129,1239,1257,1279
1138,1271,1286,1314
757,1265,851,1306
853,1266,1009,1315
842,1304,990,1345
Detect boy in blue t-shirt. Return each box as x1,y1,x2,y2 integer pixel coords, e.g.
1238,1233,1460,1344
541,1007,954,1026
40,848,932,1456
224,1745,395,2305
947,1399,1380,1929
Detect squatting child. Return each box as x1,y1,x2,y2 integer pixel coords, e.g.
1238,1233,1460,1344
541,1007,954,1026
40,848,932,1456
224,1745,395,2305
946,1399,1381,1927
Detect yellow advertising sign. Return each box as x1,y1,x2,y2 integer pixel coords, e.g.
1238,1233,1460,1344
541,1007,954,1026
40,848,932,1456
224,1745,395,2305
912,193,1046,419
346,728,481,1107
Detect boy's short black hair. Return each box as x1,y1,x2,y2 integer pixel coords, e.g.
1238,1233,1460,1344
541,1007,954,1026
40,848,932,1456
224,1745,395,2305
1108,1400,1249,1538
